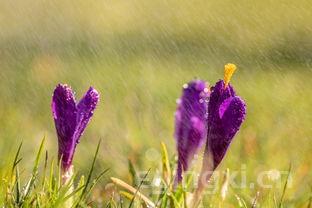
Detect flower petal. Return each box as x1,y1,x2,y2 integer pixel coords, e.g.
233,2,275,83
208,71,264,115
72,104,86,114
221,96,246,142
52,84,77,170
74,87,100,144
210,96,246,168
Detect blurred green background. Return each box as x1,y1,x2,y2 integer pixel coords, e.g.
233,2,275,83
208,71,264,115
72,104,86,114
0,0,312,205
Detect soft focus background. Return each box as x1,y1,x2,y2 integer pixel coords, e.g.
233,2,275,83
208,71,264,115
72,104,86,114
0,0,312,205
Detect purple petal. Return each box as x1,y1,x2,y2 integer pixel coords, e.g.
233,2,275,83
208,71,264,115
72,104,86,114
52,84,77,170
218,97,233,119
210,96,246,168
208,80,236,122
175,80,209,183
74,87,100,144
220,97,246,138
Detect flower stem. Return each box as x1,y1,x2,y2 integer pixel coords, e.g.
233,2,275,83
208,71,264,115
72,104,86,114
192,150,214,207
61,165,74,207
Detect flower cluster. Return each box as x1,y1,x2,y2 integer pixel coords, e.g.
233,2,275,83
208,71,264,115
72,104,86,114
174,64,246,186
50,64,246,204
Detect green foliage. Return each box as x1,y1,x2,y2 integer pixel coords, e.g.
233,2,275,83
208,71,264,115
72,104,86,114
0,138,108,207
107,143,310,207
0,140,309,207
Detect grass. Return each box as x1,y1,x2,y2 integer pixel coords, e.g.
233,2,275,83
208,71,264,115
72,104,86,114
0,138,301,207
0,138,109,207
1,0,312,207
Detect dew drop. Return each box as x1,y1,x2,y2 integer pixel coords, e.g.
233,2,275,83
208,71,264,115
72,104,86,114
183,83,188,89
153,177,162,187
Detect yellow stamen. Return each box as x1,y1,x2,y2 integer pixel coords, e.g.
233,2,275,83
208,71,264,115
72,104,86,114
224,63,237,87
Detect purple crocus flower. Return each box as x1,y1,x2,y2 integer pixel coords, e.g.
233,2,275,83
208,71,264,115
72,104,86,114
195,64,246,200
174,80,210,184
51,84,99,172
206,80,246,169
205,64,246,170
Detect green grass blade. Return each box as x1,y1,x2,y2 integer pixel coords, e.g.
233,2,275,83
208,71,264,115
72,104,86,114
161,142,171,187
41,150,48,189
75,139,101,207
279,164,292,208
84,168,110,198
128,168,150,208
21,138,45,202
13,166,21,206
11,141,23,176
128,159,137,186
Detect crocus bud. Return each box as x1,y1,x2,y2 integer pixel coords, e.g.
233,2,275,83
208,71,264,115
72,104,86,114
174,80,209,184
193,64,246,206
206,80,246,169
51,84,99,174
